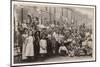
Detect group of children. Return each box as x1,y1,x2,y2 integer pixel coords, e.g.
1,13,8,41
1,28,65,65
20,27,92,62
21,28,47,62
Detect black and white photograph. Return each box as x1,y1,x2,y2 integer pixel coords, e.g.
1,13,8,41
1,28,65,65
11,0,96,66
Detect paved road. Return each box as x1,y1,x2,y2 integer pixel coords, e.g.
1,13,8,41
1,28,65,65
14,55,93,64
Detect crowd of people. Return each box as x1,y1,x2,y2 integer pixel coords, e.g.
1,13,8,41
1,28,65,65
14,15,93,62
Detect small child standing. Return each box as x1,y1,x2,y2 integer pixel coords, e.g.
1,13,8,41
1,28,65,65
39,35,47,61
25,30,35,62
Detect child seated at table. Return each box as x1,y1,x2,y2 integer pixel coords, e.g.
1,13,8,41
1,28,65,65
59,42,68,56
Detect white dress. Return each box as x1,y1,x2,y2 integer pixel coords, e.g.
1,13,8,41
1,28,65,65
25,36,34,57
22,34,28,60
82,41,87,47
39,39,47,54
53,32,59,41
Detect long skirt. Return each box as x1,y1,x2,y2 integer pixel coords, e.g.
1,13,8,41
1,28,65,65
22,43,27,60
25,43,34,57
47,39,52,56
34,41,40,57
